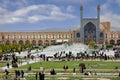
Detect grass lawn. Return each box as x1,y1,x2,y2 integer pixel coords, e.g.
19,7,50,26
111,78,120,80
0,62,7,67
18,61,120,69
24,77,120,80
2,77,119,80
25,77,84,80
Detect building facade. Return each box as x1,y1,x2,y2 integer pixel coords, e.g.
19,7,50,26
73,5,120,45
0,31,73,45
0,5,120,45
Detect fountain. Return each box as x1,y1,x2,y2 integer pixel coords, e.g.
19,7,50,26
38,43,89,57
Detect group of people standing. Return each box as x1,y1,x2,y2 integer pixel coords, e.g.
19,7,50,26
14,70,24,79
35,72,44,80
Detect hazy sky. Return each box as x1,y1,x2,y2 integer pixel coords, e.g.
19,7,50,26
0,0,119,31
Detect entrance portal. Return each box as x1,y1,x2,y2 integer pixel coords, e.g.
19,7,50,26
84,22,96,43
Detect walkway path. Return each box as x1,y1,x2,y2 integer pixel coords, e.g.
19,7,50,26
1,58,40,70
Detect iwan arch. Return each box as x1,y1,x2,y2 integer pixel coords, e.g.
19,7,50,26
0,5,120,45
73,5,120,45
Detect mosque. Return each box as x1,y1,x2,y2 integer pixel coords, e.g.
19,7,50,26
0,5,120,45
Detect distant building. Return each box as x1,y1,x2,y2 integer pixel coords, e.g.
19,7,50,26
0,5,119,45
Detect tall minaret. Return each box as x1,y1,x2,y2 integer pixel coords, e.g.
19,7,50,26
96,5,100,42
80,5,84,42
97,5,100,23
80,5,83,23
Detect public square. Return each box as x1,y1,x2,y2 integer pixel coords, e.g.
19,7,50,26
0,0,120,80
0,43,120,80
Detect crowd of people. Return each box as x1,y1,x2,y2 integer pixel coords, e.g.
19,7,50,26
14,70,24,79
0,45,120,80
35,72,45,80
52,47,120,61
0,54,10,61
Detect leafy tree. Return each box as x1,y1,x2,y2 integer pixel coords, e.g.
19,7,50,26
0,44,33,54
106,44,113,48
79,63,86,73
89,40,96,49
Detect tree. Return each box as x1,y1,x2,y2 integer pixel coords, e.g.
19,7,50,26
0,48,2,54
12,63,18,68
106,44,113,48
89,40,96,49
79,63,86,73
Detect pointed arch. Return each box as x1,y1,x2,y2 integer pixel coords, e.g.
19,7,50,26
19,40,24,45
12,40,17,44
38,40,43,46
110,40,115,45
6,40,10,45
100,32,104,38
84,22,96,43
44,40,49,46
117,40,120,45
76,32,80,38
32,40,36,45
25,40,30,44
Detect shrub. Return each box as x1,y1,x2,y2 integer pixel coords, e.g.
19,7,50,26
89,41,96,49
12,63,18,68
106,44,113,48
79,63,86,73
43,46,47,48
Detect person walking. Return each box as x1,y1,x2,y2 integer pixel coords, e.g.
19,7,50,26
15,70,17,78
5,69,9,79
17,70,20,79
73,67,76,73
39,72,44,80
21,70,24,78
35,72,38,80
39,72,41,80
7,62,9,68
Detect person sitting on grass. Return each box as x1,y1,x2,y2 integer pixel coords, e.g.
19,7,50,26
50,68,56,75
28,66,32,71
63,65,68,72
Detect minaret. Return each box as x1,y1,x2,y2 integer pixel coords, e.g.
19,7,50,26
80,5,83,23
80,5,84,42
96,5,100,42
97,5,100,23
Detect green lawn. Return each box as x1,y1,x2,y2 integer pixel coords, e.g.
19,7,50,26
18,61,120,69
1,77,119,80
25,77,84,80
24,77,120,80
111,78,120,80
0,62,7,67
